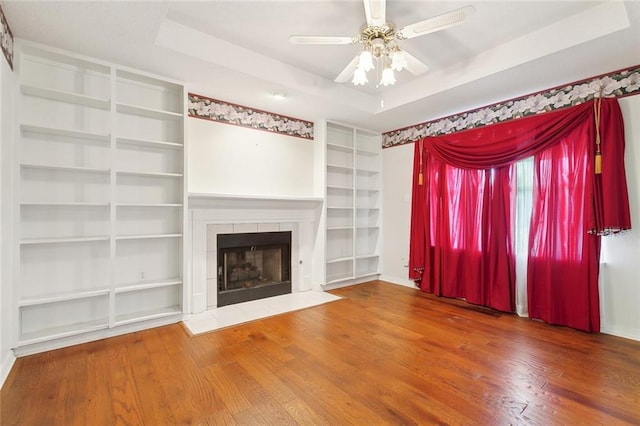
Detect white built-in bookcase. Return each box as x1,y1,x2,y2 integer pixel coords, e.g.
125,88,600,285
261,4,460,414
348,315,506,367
325,121,381,286
14,41,186,348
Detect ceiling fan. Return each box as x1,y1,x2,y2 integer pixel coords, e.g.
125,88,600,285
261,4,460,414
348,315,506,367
289,0,475,87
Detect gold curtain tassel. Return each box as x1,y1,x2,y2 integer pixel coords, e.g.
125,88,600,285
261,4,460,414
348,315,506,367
594,94,603,175
418,139,424,185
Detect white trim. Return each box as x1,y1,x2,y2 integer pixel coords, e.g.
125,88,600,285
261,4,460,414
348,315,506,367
601,326,640,342
324,275,380,291
12,315,182,357
379,274,415,289
189,192,322,203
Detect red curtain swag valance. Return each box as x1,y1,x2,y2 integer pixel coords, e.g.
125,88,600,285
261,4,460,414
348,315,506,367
409,98,631,332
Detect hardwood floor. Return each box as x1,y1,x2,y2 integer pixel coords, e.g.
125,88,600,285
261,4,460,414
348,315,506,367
2,280,640,425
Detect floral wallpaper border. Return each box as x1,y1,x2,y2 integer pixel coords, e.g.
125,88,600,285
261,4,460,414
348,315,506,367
188,93,314,140
0,5,13,70
382,65,640,148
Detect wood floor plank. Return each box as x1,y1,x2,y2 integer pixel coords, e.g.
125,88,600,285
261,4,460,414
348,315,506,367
2,281,640,425
146,341,228,422
0,355,43,424
106,341,145,425
57,345,89,426
125,332,178,425
219,360,297,424
281,397,332,425
277,356,383,424
83,340,116,425
234,350,298,405
206,363,253,415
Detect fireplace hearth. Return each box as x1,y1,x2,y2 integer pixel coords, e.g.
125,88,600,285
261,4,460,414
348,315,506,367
217,231,292,307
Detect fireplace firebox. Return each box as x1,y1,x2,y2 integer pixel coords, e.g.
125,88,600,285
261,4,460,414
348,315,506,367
217,231,292,307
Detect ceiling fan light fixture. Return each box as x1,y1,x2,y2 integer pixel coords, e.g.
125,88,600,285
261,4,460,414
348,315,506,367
352,66,368,86
380,67,396,86
358,50,374,72
390,50,407,72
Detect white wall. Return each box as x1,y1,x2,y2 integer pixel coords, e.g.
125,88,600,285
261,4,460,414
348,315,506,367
381,96,640,341
380,142,414,288
188,118,316,197
0,51,15,387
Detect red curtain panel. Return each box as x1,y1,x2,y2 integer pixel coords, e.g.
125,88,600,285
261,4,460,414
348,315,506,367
409,146,516,312
527,120,601,331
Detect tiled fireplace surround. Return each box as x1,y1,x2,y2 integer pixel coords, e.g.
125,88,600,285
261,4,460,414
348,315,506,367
189,194,323,314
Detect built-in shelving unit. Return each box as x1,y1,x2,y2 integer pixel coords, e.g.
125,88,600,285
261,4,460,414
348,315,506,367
324,121,381,286
14,41,186,349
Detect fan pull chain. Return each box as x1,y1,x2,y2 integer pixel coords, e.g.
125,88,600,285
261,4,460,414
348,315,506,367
594,92,602,175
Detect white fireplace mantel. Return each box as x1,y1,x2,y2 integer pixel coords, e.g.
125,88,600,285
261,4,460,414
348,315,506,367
187,193,324,314
189,192,323,203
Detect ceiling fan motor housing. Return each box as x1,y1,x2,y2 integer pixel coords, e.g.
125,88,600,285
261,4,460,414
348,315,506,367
360,24,398,58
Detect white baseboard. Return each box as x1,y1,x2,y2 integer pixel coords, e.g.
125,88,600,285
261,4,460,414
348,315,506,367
601,324,640,342
322,275,380,291
0,349,16,390
378,275,417,289
13,315,183,357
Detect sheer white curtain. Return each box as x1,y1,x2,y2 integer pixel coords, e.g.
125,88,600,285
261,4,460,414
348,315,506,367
515,158,533,317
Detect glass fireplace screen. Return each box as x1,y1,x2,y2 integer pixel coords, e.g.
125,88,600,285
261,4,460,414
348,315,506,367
220,245,286,291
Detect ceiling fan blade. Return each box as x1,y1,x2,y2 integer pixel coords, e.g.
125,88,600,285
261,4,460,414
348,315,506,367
289,35,356,45
396,5,476,40
402,51,429,76
363,0,386,27
334,56,360,83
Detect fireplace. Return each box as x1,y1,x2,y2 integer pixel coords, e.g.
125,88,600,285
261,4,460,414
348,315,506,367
217,231,292,307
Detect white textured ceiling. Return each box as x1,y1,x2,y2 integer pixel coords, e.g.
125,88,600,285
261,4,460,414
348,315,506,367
3,1,640,133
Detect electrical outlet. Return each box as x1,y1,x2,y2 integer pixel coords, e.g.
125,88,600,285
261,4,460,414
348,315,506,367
140,271,145,280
